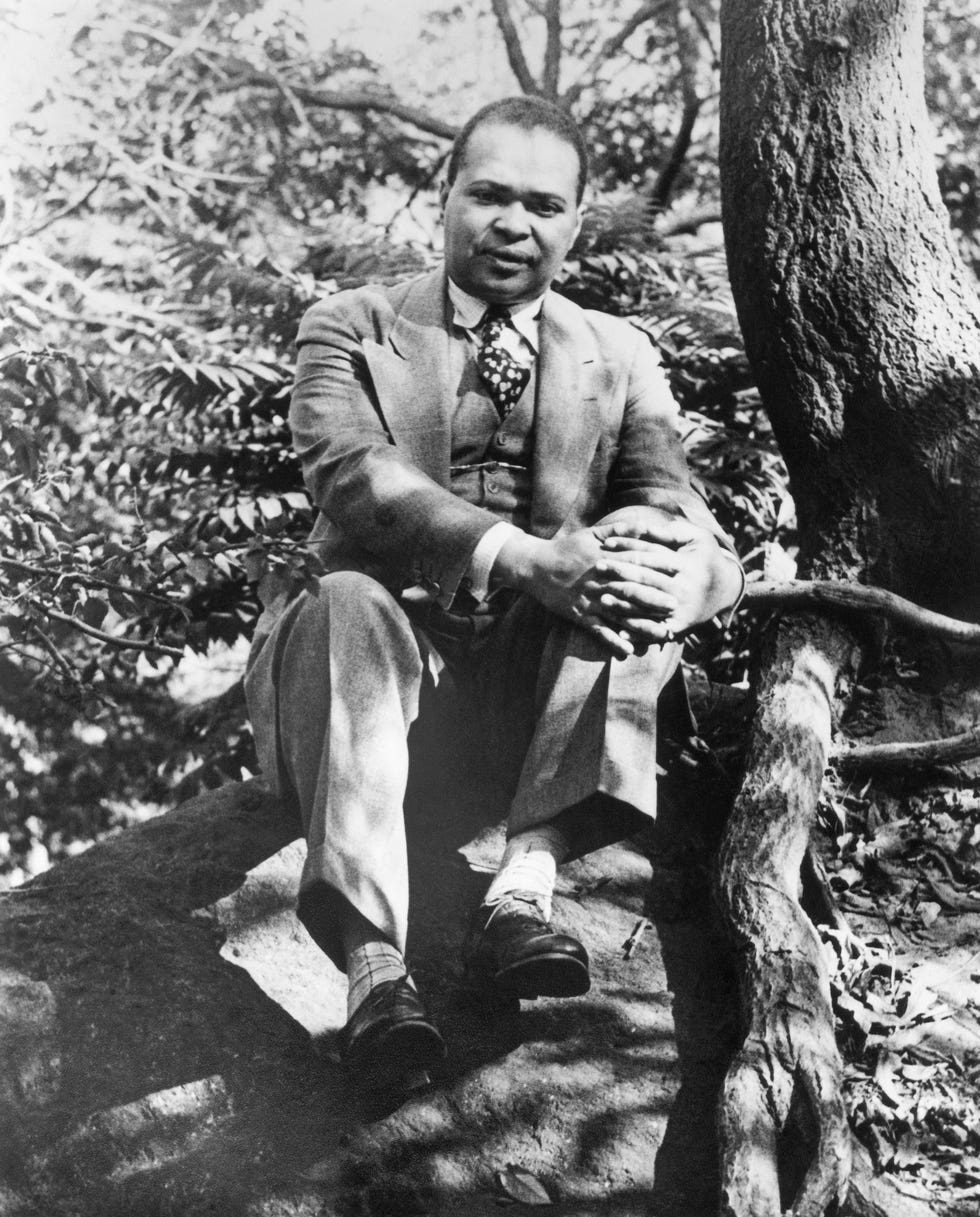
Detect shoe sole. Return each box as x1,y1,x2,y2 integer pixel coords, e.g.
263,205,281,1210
487,952,591,1000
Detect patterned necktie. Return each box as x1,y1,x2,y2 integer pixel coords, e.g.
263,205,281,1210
476,305,531,419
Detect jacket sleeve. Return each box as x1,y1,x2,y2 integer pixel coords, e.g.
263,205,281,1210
606,328,738,554
290,294,498,602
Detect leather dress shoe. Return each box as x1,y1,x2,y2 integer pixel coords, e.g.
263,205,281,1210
462,892,590,999
338,977,445,1081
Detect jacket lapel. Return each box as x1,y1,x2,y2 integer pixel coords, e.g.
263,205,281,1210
362,269,453,487
530,292,602,536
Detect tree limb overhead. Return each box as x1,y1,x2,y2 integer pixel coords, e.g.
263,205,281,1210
491,0,542,95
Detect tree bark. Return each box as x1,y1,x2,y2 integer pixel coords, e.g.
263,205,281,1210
721,0,980,612
716,1,980,1213
717,615,858,1217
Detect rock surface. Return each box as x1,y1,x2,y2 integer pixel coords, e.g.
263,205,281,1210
0,750,739,1216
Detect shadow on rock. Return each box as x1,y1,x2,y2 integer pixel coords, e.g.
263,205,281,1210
0,685,740,1217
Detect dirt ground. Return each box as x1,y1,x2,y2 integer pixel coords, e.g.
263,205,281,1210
0,667,978,1217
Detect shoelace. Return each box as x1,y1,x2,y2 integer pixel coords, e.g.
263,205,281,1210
483,891,547,927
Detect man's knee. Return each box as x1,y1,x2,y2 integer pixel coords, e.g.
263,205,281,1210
296,570,408,633
286,571,424,685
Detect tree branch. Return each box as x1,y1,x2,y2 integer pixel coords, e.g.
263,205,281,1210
563,0,670,107
0,166,108,253
0,557,183,612
490,0,541,95
43,608,183,659
649,95,701,212
743,579,980,644
0,265,204,341
212,65,459,140
656,202,721,234
542,0,563,98
649,2,704,214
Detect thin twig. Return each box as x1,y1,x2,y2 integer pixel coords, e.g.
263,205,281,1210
383,150,450,237
0,166,108,252
621,917,650,958
563,0,669,106
1,558,184,611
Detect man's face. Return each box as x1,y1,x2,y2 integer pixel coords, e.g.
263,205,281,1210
441,122,584,307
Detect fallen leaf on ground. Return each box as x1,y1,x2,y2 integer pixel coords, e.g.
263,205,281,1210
496,1165,552,1206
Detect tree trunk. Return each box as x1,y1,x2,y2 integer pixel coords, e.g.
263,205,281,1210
721,0,980,609
715,1,980,1214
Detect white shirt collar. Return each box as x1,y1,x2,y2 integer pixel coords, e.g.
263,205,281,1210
447,277,544,352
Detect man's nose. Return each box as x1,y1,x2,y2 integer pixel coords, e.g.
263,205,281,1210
492,201,531,236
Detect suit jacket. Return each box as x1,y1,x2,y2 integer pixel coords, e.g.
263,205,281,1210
254,267,728,640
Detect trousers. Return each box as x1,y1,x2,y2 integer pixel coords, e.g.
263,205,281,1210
244,570,682,969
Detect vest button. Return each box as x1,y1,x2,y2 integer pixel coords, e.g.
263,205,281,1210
487,481,499,494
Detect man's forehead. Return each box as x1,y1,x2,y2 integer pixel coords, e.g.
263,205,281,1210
456,122,580,193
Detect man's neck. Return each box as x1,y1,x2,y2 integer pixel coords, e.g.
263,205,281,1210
446,278,546,348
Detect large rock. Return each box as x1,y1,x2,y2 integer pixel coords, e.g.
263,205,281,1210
0,760,738,1217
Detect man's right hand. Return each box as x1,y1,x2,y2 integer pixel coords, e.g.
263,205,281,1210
492,528,643,659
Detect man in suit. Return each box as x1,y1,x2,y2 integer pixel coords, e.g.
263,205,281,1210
245,96,742,1086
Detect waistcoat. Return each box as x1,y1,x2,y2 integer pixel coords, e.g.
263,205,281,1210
448,344,537,529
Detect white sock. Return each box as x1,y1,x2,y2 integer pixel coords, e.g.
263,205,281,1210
342,911,410,1019
482,823,570,921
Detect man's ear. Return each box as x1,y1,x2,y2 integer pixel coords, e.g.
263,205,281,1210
571,203,586,245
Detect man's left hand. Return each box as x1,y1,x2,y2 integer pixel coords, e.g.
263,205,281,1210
583,516,743,648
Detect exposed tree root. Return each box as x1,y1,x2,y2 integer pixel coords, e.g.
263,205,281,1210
717,614,857,1217
744,580,980,644
836,727,980,773
844,1143,935,1217
745,578,980,775
714,613,938,1216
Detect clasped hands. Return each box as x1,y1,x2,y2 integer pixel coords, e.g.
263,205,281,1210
496,512,741,660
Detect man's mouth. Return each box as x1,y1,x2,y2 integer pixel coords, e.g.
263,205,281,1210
480,248,532,266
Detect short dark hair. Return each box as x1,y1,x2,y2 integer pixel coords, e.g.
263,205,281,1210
446,97,589,203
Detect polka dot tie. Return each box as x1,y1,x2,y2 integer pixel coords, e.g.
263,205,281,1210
476,305,531,420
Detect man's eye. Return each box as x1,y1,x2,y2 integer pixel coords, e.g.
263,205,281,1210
471,189,501,204
532,202,562,216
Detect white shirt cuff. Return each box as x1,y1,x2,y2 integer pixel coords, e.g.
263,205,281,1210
465,521,523,603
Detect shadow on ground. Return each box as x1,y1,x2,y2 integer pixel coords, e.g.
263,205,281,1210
0,700,740,1217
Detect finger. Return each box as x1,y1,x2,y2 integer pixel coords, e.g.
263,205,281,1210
597,559,680,588
609,616,682,645
599,583,678,616
596,571,677,605
598,544,681,573
600,536,666,553
601,518,703,549
580,614,634,659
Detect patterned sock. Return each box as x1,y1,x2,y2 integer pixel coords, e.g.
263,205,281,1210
482,822,571,921
341,909,410,1019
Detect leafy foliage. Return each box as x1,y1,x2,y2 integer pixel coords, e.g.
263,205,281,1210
816,756,980,1207
3,0,980,891
4,4,980,1202
925,0,980,276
